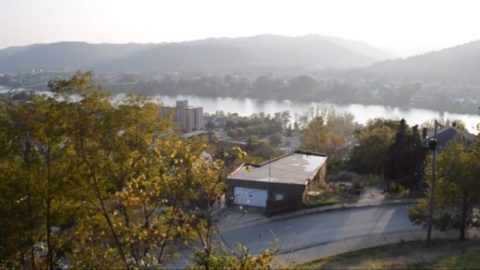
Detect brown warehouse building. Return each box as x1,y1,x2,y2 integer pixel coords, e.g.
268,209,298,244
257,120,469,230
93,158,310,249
226,151,327,213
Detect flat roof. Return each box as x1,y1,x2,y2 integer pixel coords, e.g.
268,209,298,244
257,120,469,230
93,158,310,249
228,152,327,185
181,130,210,139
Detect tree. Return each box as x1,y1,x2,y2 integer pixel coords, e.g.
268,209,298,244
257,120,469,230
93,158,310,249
225,120,236,130
348,119,398,174
409,142,480,240
274,111,291,131
269,132,283,147
190,244,273,270
421,118,468,132
384,119,425,190
205,121,215,130
300,107,355,160
246,135,259,152
0,92,84,269
0,71,270,269
56,73,229,268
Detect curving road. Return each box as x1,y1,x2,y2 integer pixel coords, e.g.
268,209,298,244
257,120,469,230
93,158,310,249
221,204,420,254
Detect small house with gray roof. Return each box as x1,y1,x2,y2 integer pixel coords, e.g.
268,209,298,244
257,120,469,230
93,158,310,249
226,151,327,214
423,126,477,152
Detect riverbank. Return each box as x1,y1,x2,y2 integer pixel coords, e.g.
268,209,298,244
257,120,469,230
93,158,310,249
152,94,480,134
3,86,479,133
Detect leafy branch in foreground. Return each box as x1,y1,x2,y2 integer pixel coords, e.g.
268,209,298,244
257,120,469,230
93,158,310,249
0,71,274,269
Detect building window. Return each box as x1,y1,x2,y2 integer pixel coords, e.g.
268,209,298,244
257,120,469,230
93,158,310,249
275,193,284,201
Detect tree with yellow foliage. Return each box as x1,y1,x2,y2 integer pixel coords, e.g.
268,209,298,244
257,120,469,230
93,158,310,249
0,72,273,269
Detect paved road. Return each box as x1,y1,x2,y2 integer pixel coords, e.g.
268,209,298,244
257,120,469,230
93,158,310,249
221,204,419,254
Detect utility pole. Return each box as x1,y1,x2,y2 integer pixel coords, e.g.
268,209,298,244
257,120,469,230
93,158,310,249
267,160,272,212
477,107,480,135
426,120,438,246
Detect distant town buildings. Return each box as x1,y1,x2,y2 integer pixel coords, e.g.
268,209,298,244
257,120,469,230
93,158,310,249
161,100,204,133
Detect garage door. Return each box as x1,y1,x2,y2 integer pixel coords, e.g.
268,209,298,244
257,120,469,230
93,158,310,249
234,187,267,207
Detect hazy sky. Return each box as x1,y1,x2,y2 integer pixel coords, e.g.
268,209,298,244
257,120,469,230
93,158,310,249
1,0,480,56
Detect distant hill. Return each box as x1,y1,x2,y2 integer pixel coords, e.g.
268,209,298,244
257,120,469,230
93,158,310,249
0,35,392,73
188,35,393,68
0,42,155,73
364,40,480,82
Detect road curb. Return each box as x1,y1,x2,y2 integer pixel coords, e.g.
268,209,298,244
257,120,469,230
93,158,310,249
220,198,419,232
273,229,464,267
272,198,419,221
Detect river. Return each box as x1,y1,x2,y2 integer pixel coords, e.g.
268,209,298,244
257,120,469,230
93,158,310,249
154,95,480,134
2,88,479,134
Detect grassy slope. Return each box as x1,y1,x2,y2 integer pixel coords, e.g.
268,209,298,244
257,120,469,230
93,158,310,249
297,239,480,269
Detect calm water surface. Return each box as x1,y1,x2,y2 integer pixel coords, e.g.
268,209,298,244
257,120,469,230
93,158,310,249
155,95,480,134
2,88,479,134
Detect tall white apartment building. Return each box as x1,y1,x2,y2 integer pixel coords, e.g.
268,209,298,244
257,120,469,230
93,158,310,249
161,100,204,133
